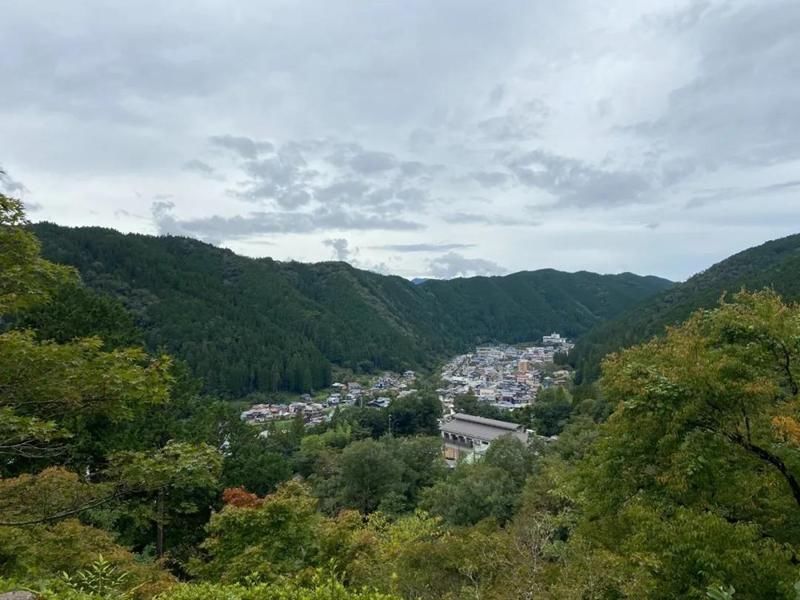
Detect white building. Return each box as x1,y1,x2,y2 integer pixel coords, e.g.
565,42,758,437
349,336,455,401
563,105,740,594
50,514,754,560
542,332,565,345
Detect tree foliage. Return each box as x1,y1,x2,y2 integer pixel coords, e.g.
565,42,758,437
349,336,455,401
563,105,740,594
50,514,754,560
0,195,75,315
560,290,800,597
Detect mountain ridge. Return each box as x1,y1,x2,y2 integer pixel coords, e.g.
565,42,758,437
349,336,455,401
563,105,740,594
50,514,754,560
569,231,800,382
30,222,673,397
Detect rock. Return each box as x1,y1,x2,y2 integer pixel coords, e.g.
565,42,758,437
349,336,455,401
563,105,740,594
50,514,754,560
0,592,38,600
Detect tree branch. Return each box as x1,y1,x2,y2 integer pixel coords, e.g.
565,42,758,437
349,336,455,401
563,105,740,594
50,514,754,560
779,342,799,396
0,481,168,527
0,492,122,527
727,432,800,507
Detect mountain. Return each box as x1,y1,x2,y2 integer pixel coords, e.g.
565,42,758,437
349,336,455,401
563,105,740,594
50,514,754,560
30,222,673,397
570,232,800,382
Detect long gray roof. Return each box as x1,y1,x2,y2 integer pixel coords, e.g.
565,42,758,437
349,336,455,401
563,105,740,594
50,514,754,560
440,413,528,443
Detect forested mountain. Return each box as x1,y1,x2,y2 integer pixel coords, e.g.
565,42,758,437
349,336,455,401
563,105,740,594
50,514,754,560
570,232,800,382
30,222,671,397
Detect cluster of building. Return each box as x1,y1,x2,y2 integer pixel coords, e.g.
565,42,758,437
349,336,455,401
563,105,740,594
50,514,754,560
240,395,328,426
438,334,573,414
325,370,417,408
241,370,418,426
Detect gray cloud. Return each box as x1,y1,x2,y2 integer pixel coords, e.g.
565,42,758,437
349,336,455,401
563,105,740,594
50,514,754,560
428,252,506,279
686,179,800,209
315,180,370,204
182,159,217,177
151,201,423,241
470,171,509,188
442,212,518,226
209,135,274,159
238,153,315,208
0,168,27,195
635,1,800,168
407,129,436,152
398,161,444,184
477,99,549,142
507,150,651,208
215,136,441,221
371,242,476,253
324,238,351,261
487,84,505,107
349,150,397,174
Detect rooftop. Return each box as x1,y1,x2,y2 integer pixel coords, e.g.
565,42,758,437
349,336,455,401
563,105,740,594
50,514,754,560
440,413,528,444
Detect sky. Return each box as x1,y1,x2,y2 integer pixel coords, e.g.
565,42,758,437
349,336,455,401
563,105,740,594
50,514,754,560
1,0,799,281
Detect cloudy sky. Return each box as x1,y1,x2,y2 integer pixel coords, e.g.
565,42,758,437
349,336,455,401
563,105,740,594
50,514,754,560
2,0,799,281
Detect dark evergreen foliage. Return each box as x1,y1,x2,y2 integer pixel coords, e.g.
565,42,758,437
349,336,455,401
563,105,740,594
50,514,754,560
570,232,800,382
31,223,672,396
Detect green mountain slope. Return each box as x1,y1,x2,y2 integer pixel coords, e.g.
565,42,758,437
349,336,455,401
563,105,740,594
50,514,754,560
422,269,672,345
570,232,800,382
31,222,672,397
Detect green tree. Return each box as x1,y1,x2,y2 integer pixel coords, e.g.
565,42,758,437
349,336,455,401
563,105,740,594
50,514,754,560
108,442,222,558
221,433,292,496
337,438,403,514
421,462,520,526
0,195,75,315
561,291,800,597
19,282,142,349
0,330,173,475
483,435,538,486
530,387,573,436
452,392,514,423
387,392,442,436
190,481,323,583
156,572,400,599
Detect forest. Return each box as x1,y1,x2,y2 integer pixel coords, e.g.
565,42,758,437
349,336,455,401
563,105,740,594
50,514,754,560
569,231,800,383
30,222,671,398
3,196,800,598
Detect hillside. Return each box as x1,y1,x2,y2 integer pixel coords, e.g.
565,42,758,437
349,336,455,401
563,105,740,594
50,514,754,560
30,222,672,397
570,232,800,382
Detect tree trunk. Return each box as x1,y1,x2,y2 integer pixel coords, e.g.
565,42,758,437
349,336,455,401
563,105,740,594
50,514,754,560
156,489,165,558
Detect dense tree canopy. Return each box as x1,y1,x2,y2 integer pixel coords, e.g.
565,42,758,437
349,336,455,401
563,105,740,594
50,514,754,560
558,290,800,598
569,232,800,383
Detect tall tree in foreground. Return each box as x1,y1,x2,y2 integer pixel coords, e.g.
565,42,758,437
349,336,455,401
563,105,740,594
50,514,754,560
0,196,222,593
563,290,800,598
0,195,74,316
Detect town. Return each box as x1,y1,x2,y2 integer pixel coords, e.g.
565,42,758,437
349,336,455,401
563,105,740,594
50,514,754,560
438,332,574,415
241,333,574,448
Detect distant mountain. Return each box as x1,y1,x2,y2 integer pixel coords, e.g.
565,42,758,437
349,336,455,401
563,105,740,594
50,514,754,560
30,223,672,397
570,232,800,383
410,277,428,285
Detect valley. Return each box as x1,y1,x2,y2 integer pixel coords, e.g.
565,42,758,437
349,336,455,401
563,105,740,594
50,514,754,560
4,199,800,599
